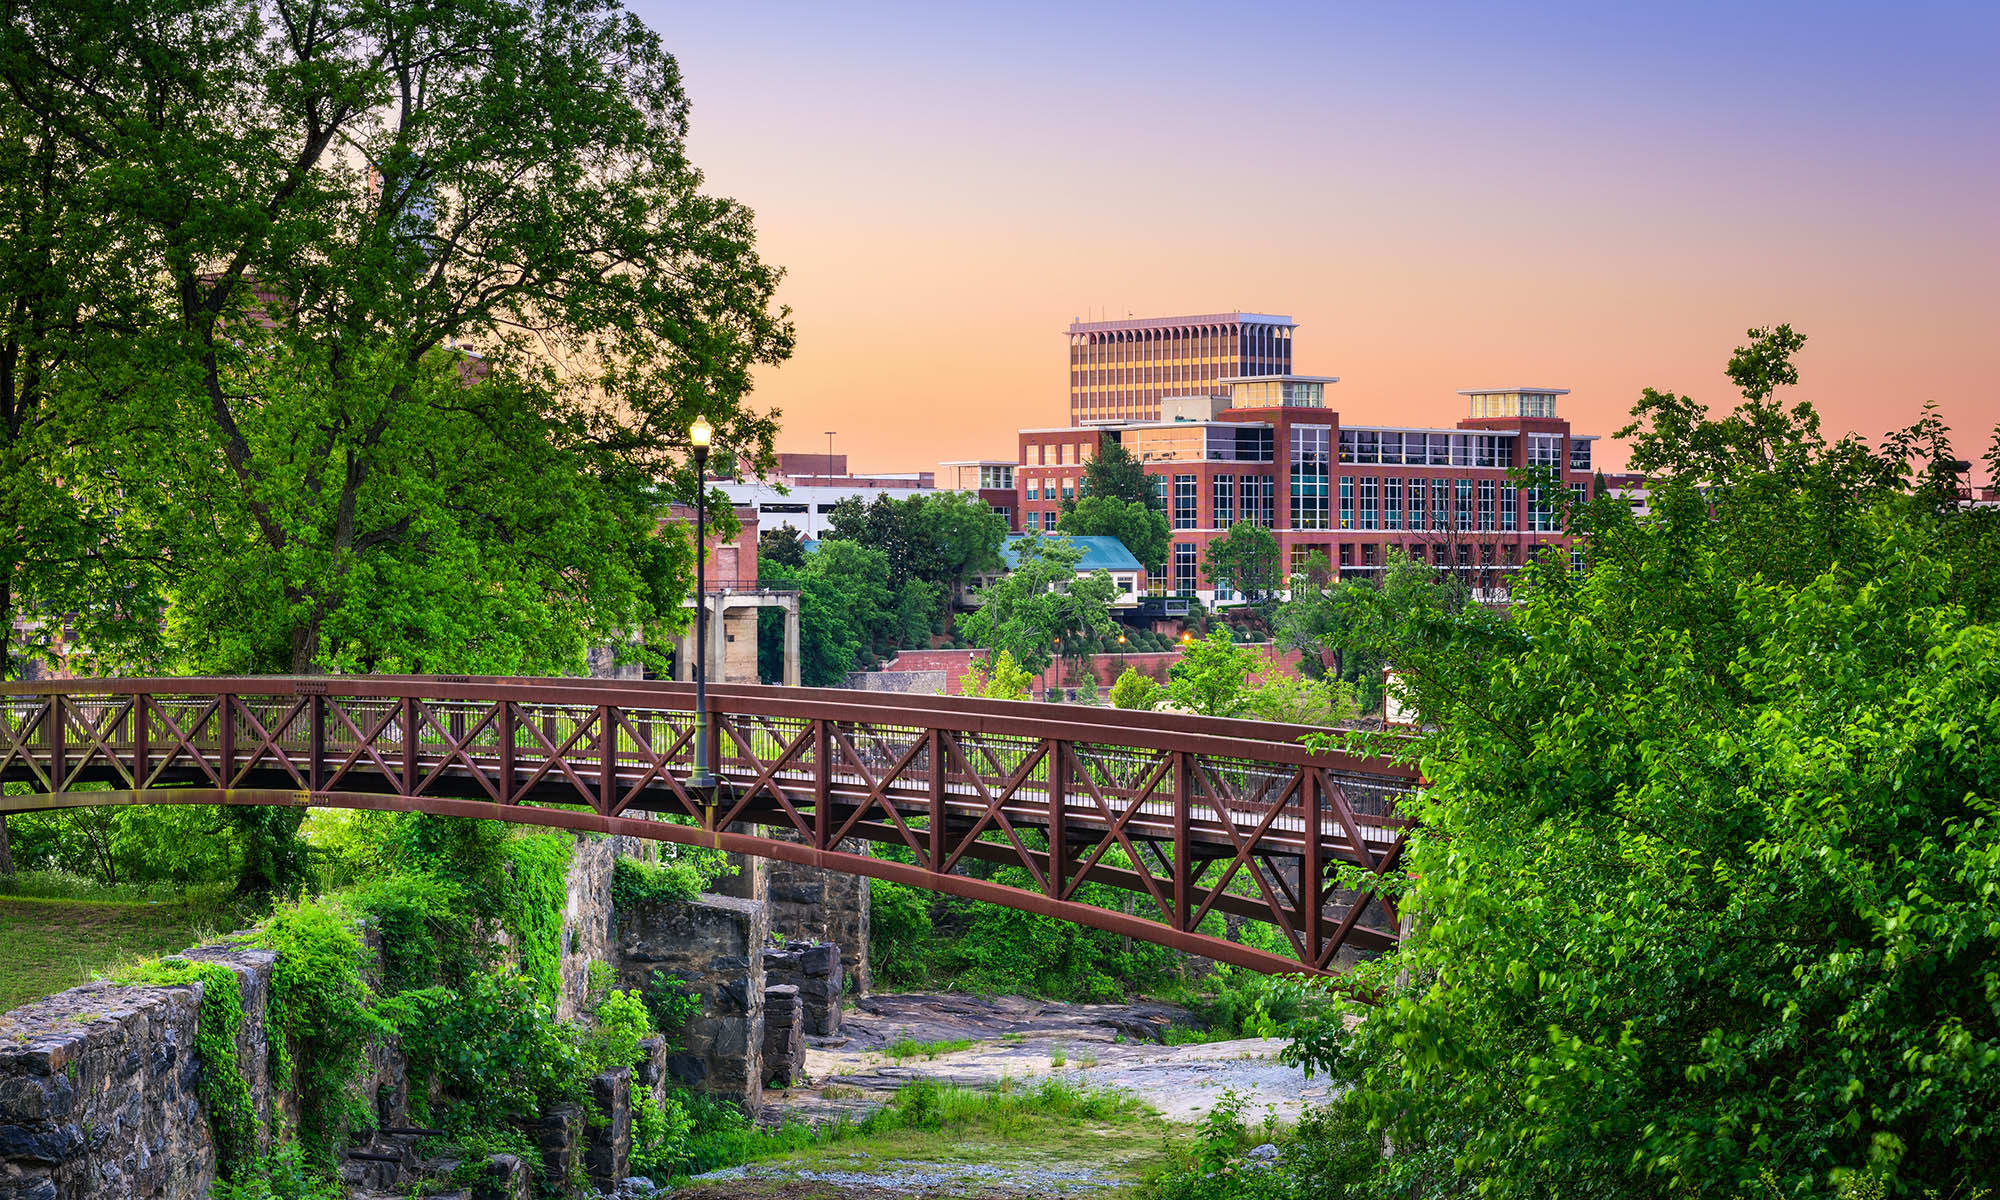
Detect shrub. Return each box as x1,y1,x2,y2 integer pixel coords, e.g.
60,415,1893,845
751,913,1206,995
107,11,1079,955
256,902,382,1169
1109,667,1160,711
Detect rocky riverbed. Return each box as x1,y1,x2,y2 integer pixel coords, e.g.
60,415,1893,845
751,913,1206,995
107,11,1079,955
760,991,1331,1127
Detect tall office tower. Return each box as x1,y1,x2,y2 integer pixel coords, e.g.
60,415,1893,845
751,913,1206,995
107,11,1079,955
1067,312,1294,425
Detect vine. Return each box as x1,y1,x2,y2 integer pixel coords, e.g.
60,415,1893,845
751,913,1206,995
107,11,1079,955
118,955,259,1182
255,902,383,1170
501,833,574,1002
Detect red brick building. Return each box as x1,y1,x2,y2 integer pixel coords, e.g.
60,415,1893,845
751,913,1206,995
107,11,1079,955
1016,379,1601,606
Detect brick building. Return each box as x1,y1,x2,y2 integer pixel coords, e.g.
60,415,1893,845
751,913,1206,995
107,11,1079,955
1017,346,1603,605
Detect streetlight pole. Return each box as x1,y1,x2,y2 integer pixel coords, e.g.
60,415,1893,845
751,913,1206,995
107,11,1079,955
1117,633,1127,669
688,416,717,796
825,430,836,478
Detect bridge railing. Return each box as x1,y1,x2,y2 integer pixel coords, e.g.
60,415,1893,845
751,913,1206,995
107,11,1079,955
0,677,1420,974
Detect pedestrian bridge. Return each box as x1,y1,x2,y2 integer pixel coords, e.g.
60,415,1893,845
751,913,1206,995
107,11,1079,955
0,677,1418,975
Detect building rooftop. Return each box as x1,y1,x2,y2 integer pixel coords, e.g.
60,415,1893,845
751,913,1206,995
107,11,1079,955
999,535,1143,572
1068,312,1295,334
1455,387,1571,396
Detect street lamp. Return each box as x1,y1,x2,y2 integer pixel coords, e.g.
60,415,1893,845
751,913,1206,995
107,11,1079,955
1117,633,1127,668
687,415,718,795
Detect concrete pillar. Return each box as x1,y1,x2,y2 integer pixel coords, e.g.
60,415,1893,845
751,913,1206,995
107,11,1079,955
783,598,802,688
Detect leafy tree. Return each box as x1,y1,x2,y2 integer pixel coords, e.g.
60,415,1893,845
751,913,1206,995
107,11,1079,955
1108,667,1160,711
1285,329,2000,1198
1164,629,1262,717
912,491,1010,599
758,526,807,569
760,539,892,685
1055,494,1170,573
955,535,1117,676
961,650,1033,701
6,0,793,673
823,491,1006,616
1079,431,1159,511
1236,671,1359,727
1204,521,1282,603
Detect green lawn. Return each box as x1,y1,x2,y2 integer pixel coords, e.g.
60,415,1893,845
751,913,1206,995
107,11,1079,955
0,897,215,1012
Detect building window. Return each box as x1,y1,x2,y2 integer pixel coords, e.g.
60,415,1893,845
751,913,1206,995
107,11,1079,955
1359,476,1378,530
1362,542,1378,567
1338,475,1355,530
1406,477,1425,530
1455,479,1474,531
1528,434,1562,468
1213,475,1235,526
1569,482,1589,526
1061,478,1075,500
1431,480,1450,530
1291,426,1330,530
1243,475,1275,527
1154,475,1169,510
1477,479,1495,531
1384,477,1403,531
1173,474,1198,530
1026,481,1039,501
1501,480,1517,532
1569,439,1592,472
1174,542,1197,596
1529,486,1555,532
1339,543,1355,567
1060,443,1074,465
1025,511,1041,530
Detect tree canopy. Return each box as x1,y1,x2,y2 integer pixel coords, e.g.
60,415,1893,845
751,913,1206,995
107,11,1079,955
1,0,793,675
1055,494,1170,572
955,535,1118,676
1285,328,2000,1199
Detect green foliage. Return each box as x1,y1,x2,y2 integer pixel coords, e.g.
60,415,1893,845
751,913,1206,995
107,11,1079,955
611,851,730,911
5,0,792,674
1165,629,1263,717
1288,331,2000,1198
255,903,382,1170
868,880,936,984
1058,494,1171,571
642,969,703,1040
379,972,589,1131
883,1036,974,1061
1080,433,1162,513
348,869,474,996
961,650,1035,700
118,956,258,1182
1109,667,1161,711
869,863,1188,999
585,987,655,1075
1204,522,1282,603
630,1083,698,1180
501,833,575,1002
1233,671,1359,727
957,535,1120,676
209,1142,345,1200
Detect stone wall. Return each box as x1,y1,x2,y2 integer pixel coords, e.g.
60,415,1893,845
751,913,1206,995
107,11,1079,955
0,981,216,1200
557,835,623,1023
612,893,767,1109
765,833,871,996
764,943,842,1037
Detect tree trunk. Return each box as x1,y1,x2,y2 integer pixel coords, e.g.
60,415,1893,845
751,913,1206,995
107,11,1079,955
289,608,324,674
0,816,14,878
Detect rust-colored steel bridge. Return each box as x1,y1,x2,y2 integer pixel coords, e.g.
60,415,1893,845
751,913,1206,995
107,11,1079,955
0,677,1418,975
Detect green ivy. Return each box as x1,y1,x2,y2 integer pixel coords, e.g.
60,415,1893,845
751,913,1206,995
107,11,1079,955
118,955,259,1182
255,902,383,1171
501,833,575,1003
610,852,726,911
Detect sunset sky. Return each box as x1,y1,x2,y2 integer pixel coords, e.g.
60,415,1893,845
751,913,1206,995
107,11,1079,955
634,0,2000,478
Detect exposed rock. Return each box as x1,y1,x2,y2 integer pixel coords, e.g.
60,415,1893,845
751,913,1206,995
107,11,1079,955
762,985,805,1088
763,942,842,1037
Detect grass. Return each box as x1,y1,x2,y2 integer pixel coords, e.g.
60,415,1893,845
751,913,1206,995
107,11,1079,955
881,1035,975,1061
1049,1044,1068,1067
672,1077,1166,1199
0,893,223,1012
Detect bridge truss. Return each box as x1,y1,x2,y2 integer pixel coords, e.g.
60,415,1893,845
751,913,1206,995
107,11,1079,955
0,677,1418,975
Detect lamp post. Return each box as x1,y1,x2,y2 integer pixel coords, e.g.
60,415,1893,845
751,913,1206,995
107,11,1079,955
1117,633,1127,668
687,415,718,795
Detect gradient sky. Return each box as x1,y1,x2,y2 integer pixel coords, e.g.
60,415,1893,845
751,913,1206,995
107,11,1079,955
632,0,2000,478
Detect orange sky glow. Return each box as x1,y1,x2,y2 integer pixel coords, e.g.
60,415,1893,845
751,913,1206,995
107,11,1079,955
635,1,2000,480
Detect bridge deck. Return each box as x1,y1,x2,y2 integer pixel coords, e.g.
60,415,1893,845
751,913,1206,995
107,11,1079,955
0,677,1419,975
